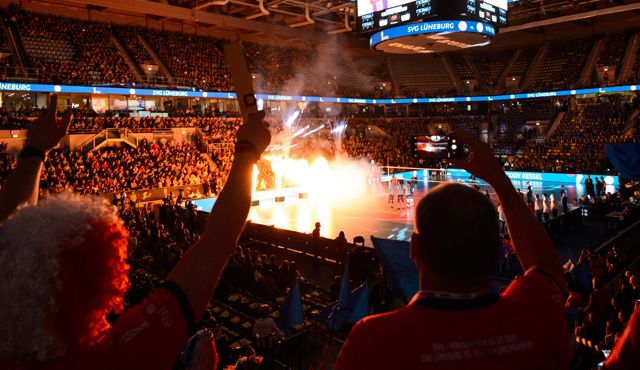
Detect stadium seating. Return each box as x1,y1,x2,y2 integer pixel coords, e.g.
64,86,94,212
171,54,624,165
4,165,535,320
389,54,456,97
17,11,136,85
597,33,630,73
529,39,592,91
468,50,512,90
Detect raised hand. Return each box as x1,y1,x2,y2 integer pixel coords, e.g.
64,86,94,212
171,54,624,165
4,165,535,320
449,132,506,187
235,110,271,160
26,95,72,154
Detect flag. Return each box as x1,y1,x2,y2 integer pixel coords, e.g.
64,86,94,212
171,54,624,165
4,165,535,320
371,236,419,302
318,301,347,331
319,282,370,330
346,281,368,324
338,254,351,308
278,280,304,334
607,144,640,180
318,254,351,330
180,329,218,370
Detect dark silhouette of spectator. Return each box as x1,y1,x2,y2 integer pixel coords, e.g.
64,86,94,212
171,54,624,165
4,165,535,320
0,96,271,370
336,134,569,370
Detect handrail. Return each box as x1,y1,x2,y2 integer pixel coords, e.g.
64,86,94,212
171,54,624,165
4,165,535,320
4,23,26,76
595,219,640,253
77,128,139,152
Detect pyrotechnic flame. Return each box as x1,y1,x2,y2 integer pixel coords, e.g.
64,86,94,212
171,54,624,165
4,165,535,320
256,154,372,203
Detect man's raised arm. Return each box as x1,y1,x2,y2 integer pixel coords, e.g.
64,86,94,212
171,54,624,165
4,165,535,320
0,95,70,224
168,111,271,320
451,134,566,292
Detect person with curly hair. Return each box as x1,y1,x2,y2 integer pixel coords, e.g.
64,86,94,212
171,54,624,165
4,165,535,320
0,95,271,370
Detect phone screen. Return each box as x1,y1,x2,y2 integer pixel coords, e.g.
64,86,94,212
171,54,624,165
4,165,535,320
412,135,465,160
412,135,450,159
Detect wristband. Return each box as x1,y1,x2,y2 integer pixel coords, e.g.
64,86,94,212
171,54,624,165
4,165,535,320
235,140,261,162
19,146,46,162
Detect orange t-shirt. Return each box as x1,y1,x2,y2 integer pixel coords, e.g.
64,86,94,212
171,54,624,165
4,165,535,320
335,271,569,370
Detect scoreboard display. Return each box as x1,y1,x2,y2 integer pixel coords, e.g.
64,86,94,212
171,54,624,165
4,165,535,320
477,0,508,25
357,0,508,34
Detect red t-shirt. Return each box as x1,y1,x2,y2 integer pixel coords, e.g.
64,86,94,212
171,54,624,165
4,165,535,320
32,284,205,370
605,306,640,370
335,271,569,370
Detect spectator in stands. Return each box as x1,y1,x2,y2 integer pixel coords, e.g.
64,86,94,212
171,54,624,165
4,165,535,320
0,95,271,370
253,304,281,370
583,277,610,324
566,281,585,309
336,134,569,369
631,275,640,300
335,230,349,256
311,222,321,258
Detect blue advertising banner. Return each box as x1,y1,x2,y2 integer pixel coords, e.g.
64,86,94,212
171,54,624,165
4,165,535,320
0,81,637,106
382,169,619,187
369,20,496,49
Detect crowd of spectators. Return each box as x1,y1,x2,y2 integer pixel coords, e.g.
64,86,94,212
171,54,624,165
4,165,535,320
0,97,636,177
0,141,12,188
4,4,640,369
568,244,640,364
143,29,231,91
595,33,630,85
14,9,136,85
39,139,217,197
2,6,640,99
113,25,165,79
508,99,636,173
66,115,241,134
528,38,592,92
3,99,640,370
491,100,562,155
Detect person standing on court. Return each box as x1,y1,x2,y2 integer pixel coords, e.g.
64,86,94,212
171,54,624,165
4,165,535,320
560,185,569,213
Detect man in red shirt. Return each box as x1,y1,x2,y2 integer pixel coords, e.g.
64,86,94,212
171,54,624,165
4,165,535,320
336,134,569,370
605,305,640,370
0,95,271,370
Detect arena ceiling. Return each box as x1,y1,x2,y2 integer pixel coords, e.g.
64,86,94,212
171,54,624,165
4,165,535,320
10,0,640,52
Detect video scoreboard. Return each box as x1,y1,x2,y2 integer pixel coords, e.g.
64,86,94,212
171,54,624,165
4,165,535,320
357,0,508,34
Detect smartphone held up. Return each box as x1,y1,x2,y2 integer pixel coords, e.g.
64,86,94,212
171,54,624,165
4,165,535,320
412,135,466,160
